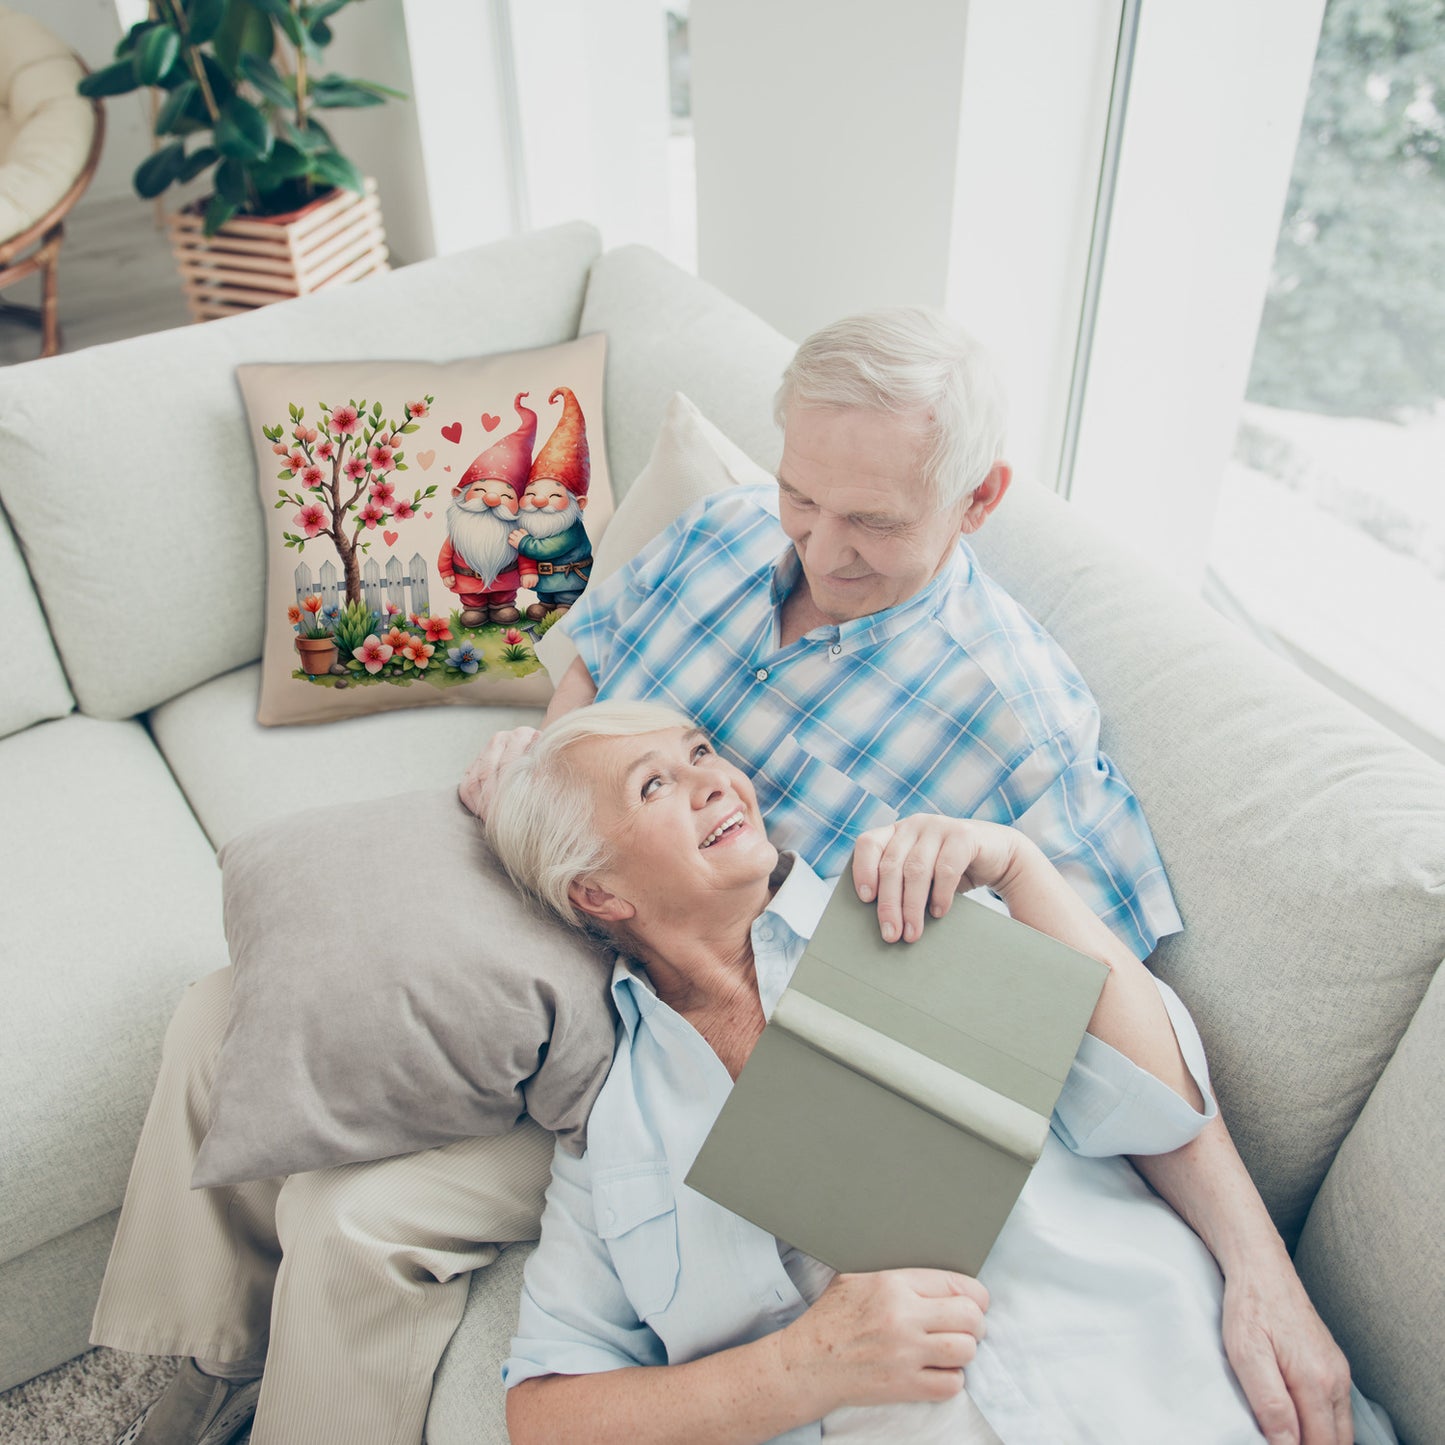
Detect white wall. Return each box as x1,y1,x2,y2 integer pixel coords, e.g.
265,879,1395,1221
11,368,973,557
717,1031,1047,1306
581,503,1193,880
690,0,972,342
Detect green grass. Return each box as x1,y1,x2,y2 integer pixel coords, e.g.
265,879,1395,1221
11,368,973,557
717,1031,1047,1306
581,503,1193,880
293,618,541,689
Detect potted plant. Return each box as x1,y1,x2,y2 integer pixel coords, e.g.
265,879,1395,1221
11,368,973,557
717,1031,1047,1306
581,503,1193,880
78,0,404,319
292,592,339,674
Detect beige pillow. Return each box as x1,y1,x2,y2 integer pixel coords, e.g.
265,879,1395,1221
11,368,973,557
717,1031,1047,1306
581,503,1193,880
193,788,619,1187
536,391,773,683
239,335,612,725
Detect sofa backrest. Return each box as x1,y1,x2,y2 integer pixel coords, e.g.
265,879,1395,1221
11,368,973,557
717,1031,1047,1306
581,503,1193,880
0,500,71,738
0,222,602,721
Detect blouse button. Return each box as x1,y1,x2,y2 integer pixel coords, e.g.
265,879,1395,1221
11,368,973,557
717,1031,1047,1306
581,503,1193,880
830,644,842,656
755,668,769,682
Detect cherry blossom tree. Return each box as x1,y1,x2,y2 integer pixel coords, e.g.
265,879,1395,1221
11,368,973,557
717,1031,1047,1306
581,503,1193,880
266,393,438,605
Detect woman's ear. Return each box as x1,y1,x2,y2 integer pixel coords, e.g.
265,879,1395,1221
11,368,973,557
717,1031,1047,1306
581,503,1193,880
567,878,635,924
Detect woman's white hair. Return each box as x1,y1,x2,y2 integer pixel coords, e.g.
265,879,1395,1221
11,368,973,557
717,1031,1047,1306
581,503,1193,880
774,307,1008,511
487,700,696,930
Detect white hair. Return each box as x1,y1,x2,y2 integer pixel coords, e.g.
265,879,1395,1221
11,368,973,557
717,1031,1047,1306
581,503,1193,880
487,700,696,930
774,307,1008,510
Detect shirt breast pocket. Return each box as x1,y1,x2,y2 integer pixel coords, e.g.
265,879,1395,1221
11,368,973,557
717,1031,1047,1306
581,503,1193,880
593,1163,681,1322
757,732,898,867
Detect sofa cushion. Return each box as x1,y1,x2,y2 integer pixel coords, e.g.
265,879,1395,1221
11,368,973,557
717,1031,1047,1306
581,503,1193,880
579,245,794,498
0,715,227,1267
148,662,539,850
0,222,601,721
1294,958,1445,1445
237,336,612,725
967,478,1445,1243
0,502,71,738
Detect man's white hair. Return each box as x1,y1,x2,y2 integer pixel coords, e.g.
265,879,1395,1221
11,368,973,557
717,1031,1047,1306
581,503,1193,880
487,700,696,930
774,307,1008,511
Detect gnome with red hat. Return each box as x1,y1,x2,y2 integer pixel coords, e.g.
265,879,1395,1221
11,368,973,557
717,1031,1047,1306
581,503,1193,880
438,393,536,625
507,386,593,619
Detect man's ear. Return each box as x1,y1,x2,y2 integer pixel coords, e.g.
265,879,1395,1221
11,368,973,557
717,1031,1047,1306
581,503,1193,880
576,495,588,511
958,462,1012,536
567,878,633,923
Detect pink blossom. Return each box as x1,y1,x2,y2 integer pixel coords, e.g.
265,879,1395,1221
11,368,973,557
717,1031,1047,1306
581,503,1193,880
287,450,307,471
385,601,402,618
359,501,386,529
293,424,317,443
369,478,396,506
272,442,289,456
316,439,336,460
330,404,360,435
367,444,395,473
423,615,453,642
389,432,402,446
294,503,327,537
503,627,523,646
302,465,324,488
400,636,435,669
406,400,428,419
354,634,393,675
344,456,367,481
391,497,415,520
408,611,422,627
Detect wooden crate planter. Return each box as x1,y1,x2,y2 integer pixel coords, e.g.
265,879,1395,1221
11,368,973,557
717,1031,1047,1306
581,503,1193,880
165,179,389,322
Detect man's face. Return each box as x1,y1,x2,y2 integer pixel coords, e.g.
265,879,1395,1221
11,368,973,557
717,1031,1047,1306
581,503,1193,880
776,406,972,623
458,478,518,516
520,477,577,513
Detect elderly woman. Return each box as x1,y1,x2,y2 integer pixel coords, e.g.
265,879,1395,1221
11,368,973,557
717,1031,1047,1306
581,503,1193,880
485,701,1294,1445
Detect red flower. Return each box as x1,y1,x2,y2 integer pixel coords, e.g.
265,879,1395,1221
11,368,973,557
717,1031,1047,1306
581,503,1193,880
380,626,410,652
294,502,327,537
503,627,523,645
302,465,324,488
344,456,367,481
316,439,336,460
330,404,360,435
369,478,396,506
359,501,386,529
391,497,415,520
408,611,422,627
423,615,453,642
302,594,324,614
367,443,395,473
406,400,428,419
287,450,306,471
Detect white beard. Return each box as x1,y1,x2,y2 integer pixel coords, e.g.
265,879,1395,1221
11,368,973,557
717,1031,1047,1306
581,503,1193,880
447,500,517,588
518,495,582,540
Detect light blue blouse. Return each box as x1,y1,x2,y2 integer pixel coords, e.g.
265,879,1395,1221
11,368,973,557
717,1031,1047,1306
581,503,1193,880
504,858,1270,1443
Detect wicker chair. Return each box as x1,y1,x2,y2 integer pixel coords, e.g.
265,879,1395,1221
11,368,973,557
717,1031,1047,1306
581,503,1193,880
0,7,103,360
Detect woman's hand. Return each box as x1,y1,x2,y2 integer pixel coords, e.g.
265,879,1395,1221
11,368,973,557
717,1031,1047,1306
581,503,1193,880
779,1269,989,1412
459,726,540,822
852,815,1029,943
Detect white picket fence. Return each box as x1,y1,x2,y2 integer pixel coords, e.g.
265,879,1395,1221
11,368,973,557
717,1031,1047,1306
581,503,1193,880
293,554,432,620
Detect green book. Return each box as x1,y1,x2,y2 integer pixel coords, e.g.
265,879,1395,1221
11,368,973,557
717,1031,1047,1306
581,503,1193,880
684,886,1109,1276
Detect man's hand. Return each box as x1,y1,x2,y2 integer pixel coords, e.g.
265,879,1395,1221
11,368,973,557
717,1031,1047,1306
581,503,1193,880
508,528,526,546
1221,1262,1352,1445
459,726,540,822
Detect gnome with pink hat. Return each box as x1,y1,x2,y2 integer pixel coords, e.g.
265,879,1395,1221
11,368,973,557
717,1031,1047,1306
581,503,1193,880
438,393,536,626
507,386,594,619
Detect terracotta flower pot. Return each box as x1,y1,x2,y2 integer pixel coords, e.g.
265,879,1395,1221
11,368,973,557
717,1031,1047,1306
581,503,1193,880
164,180,388,323
295,636,340,675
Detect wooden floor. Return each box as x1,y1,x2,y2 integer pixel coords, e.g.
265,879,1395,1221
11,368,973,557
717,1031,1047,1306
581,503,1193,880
0,195,192,367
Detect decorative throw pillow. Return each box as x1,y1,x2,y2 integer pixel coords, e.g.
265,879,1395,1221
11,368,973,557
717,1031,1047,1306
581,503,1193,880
239,334,611,726
193,788,619,1188
536,391,773,684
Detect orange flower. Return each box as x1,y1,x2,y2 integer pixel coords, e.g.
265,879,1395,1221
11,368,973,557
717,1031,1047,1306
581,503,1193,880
380,626,409,652
303,594,324,614
287,605,302,625
400,636,435,669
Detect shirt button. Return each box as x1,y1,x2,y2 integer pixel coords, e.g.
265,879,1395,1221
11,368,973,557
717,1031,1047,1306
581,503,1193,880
755,668,769,681
830,644,842,655
756,924,773,943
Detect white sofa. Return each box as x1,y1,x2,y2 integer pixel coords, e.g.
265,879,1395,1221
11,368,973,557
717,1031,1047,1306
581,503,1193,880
1,222,1441,1444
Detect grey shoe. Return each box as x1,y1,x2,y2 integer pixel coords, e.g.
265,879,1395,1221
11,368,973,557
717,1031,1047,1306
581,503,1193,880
113,1359,262,1445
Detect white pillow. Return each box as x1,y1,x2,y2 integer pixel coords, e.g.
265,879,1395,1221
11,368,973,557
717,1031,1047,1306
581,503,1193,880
536,392,775,683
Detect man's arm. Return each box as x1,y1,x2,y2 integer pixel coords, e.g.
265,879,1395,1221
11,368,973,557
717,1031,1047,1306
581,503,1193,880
1131,1120,1353,1445
545,654,599,723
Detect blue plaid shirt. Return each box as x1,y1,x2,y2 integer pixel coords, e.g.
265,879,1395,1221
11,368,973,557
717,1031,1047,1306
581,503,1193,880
562,485,1181,959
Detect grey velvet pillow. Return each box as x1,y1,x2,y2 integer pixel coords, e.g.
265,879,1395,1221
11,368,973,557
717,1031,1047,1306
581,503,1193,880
192,789,617,1188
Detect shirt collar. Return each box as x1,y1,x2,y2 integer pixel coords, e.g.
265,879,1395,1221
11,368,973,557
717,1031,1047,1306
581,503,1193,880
767,541,973,651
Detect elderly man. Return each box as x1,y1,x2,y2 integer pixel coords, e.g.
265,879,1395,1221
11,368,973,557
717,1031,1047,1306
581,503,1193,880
95,310,1350,1445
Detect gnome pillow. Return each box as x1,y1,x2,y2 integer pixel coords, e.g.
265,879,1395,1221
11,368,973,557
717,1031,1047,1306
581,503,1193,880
238,335,611,726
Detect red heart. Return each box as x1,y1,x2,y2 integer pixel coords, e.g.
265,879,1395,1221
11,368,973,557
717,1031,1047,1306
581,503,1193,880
441,422,463,444
383,529,399,546
424,510,434,518
481,412,501,431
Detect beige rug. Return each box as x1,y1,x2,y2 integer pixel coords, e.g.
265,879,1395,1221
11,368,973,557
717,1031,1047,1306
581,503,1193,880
0,1350,199,1445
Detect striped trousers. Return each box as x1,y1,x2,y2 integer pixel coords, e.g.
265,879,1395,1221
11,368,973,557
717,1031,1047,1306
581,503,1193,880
91,968,554,1445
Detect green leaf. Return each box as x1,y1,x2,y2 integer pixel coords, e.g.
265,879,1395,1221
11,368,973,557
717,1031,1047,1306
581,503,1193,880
204,193,239,235
154,79,197,135
302,0,352,23
79,60,142,98
133,142,185,198
134,25,181,86
400,422,418,433
239,52,295,107
278,468,295,480
310,148,363,194
213,0,274,76
350,78,408,101
265,139,310,178
177,144,219,182
199,52,235,107
115,20,156,58
308,19,333,47
309,75,385,109
186,0,227,47
273,497,287,508
215,95,273,160
280,116,330,154
215,156,249,204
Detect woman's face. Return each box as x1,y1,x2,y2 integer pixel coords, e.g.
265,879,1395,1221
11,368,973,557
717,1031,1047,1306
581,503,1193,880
567,726,777,925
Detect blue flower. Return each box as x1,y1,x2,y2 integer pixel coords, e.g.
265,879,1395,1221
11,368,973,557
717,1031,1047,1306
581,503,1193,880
447,641,481,675
322,603,341,625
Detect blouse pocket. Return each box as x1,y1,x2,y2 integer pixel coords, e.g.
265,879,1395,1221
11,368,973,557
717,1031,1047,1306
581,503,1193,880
593,1162,681,1321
